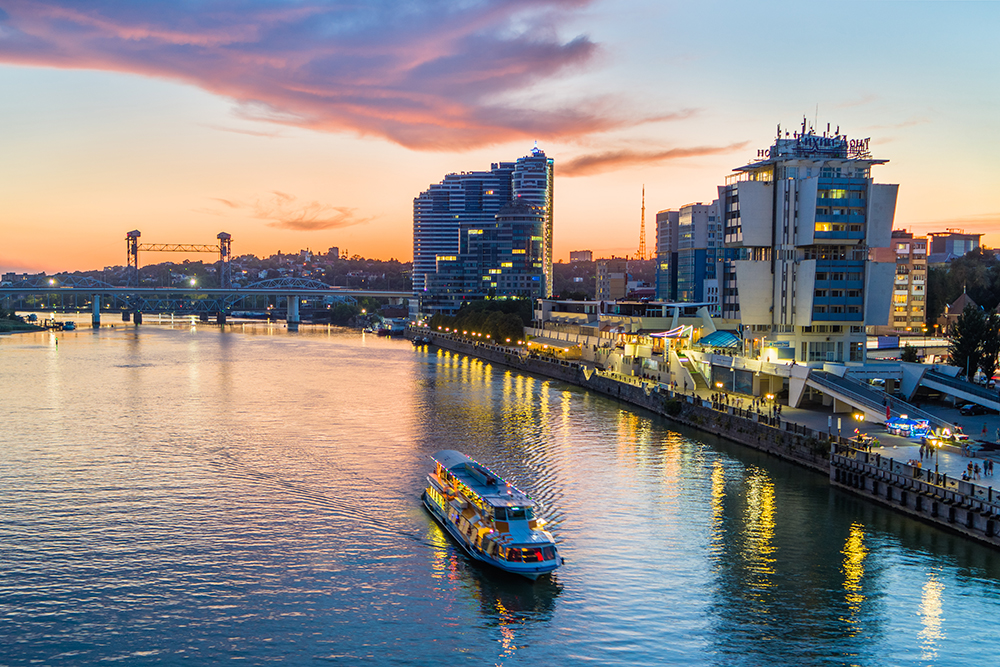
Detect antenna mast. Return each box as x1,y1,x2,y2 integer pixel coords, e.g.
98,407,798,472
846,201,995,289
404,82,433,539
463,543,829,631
638,185,647,260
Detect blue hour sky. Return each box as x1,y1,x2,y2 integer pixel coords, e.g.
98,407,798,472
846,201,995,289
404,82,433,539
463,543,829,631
1,0,997,272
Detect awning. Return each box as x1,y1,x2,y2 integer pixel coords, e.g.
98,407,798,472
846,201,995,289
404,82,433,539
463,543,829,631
527,336,580,349
649,325,692,338
696,330,741,348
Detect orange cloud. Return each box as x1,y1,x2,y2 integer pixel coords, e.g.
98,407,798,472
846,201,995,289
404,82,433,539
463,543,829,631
205,192,375,231
558,142,750,177
0,0,664,149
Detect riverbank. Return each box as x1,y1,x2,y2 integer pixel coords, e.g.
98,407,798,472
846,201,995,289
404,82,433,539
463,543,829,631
0,321,43,333
416,329,1000,549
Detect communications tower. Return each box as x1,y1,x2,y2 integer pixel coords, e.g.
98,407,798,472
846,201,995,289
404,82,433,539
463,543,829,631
637,185,647,260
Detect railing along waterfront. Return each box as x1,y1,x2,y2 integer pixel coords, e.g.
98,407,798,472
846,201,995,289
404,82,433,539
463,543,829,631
832,443,1000,516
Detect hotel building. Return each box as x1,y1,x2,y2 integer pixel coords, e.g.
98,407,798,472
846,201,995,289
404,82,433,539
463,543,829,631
718,122,897,362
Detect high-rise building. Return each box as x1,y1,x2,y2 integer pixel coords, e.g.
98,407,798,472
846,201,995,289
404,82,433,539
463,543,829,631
570,250,593,262
655,209,679,301
412,148,554,318
676,201,722,313
718,122,897,362
880,230,928,333
596,257,628,301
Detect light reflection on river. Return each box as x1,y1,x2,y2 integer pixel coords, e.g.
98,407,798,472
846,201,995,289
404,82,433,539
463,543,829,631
2,323,1000,665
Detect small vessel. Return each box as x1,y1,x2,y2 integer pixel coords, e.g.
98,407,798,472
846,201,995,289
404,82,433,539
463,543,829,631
62,321,76,331
422,449,561,580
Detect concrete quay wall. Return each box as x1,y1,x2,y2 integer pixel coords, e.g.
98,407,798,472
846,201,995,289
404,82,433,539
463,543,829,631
421,332,829,473
418,331,1000,549
831,450,1000,548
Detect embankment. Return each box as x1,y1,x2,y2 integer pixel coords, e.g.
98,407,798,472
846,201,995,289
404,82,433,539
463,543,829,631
418,331,1000,548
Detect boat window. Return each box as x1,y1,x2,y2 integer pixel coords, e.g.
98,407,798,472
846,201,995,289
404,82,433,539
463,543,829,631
507,507,528,521
542,546,556,560
494,507,507,521
521,548,543,563
507,549,523,563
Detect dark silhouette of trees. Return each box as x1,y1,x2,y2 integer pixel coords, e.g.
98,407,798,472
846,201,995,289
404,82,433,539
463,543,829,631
948,304,987,379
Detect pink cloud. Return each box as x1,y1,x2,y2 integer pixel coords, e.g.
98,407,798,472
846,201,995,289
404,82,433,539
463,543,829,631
559,142,750,177
205,191,375,231
0,0,665,149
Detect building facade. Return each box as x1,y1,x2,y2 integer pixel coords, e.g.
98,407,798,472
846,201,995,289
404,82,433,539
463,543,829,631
884,230,927,333
596,257,628,301
413,148,554,317
570,250,593,262
718,123,897,362
422,203,547,315
676,201,722,314
655,209,679,302
928,230,981,264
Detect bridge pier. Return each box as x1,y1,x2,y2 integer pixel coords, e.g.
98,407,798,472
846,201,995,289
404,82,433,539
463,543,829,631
287,296,300,331
216,311,227,325
134,310,143,325
92,295,101,328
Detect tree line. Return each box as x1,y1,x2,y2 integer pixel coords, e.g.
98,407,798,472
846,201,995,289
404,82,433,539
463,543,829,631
948,304,1000,381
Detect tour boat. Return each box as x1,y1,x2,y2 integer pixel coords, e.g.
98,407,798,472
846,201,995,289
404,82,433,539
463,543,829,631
422,449,561,580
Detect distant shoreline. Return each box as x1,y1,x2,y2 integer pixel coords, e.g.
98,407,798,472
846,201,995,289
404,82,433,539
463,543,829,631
0,323,44,334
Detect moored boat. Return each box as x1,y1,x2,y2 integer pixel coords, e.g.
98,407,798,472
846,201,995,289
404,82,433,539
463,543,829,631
422,449,561,580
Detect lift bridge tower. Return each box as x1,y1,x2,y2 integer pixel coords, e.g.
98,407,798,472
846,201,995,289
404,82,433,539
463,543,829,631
126,231,232,288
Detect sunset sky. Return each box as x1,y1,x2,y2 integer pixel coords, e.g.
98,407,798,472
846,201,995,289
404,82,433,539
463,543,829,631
1,0,998,273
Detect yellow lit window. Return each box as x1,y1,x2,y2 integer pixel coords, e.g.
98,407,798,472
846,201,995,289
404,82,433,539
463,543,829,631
815,223,833,232
501,262,512,268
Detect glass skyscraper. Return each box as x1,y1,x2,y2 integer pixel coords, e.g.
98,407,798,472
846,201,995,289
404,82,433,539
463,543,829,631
412,148,553,317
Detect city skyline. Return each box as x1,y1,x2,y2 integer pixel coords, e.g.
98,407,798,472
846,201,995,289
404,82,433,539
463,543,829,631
2,0,997,273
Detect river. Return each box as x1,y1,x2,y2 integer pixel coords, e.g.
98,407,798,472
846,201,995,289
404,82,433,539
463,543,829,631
2,323,999,666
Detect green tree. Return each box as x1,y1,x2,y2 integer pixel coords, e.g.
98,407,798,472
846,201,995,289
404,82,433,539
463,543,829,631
948,304,987,379
900,345,920,363
979,312,1000,381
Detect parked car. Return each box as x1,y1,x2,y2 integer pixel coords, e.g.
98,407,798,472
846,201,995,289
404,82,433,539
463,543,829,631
959,403,988,416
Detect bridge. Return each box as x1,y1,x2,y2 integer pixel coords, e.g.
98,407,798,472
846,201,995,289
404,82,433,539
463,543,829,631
1,275,411,330
2,229,412,329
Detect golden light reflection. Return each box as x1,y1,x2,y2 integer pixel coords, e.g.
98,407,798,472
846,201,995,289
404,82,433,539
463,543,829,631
742,472,776,595
918,573,944,662
494,599,518,665
840,522,867,634
709,461,725,558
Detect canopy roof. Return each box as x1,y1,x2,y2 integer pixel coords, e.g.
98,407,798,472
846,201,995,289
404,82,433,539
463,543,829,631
697,330,741,348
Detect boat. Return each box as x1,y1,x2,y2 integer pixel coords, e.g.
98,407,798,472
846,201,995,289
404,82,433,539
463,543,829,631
422,449,561,580
62,321,76,330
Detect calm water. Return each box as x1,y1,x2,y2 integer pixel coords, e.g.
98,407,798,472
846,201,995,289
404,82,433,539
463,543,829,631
2,323,1000,666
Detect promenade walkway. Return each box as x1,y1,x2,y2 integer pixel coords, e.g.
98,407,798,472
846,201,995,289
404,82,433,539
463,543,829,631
420,331,999,485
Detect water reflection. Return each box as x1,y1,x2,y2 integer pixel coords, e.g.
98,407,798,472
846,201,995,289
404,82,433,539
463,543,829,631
424,517,561,666
919,572,945,661
840,522,868,635
742,470,776,598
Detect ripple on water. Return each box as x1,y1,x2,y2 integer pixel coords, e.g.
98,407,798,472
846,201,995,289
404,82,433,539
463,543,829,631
3,327,1000,665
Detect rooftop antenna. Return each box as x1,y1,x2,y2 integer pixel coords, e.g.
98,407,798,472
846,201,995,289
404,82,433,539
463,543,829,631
638,185,647,260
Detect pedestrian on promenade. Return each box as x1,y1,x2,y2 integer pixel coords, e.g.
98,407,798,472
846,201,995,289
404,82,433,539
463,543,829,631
975,464,981,480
